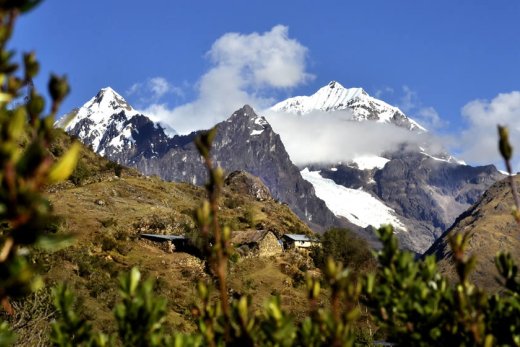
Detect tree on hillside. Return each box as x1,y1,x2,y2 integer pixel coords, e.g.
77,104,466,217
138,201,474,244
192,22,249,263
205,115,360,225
311,227,374,271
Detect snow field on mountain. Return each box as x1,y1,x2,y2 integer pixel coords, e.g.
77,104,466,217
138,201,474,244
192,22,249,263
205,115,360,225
350,155,390,170
270,80,426,132
301,168,406,231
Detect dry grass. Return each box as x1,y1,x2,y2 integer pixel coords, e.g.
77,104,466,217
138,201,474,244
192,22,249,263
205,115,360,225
432,177,520,291
1,128,322,341
34,153,315,336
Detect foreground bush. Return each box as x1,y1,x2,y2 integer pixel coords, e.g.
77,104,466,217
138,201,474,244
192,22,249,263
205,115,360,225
49,129,520,347
0,1,77,345
310,227,375,272
2,1,520,346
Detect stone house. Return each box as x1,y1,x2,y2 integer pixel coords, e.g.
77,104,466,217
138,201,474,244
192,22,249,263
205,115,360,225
231,230,282,257
282,234,320,250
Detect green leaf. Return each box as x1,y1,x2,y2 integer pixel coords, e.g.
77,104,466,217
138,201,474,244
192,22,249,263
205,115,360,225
7,107,26,140
48,142,81,183
0,92,13,104
128,267,141,295
20,0,43,13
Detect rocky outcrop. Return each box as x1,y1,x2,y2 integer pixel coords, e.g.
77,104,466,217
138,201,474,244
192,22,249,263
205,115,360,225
306,150,503,253
373,151,502,245
133,105,341,230
224,171,272,201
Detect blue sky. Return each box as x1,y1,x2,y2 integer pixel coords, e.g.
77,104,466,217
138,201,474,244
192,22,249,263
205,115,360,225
11,0,520,168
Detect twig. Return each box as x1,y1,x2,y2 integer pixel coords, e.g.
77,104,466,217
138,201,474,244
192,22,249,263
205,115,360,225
0,237,14,262
498,125,520,224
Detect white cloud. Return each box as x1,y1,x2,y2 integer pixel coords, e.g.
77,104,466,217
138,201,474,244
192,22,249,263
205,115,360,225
459,91,520,171
140,25,313,134
374,86,394,99
416,106,443,129
127,82,141,95
127,77,183,103
398,86,445,130
149,77,180,99
208,25,312,88
264,109,441,166
399,85,416,113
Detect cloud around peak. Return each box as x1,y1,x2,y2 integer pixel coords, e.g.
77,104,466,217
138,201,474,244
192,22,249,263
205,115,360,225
459,91,520,171
136,25,313,135
127,77,184,104
264,109,443,166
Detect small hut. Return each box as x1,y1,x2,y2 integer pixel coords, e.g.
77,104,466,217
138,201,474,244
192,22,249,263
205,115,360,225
231,230,282,257
282,234,320,250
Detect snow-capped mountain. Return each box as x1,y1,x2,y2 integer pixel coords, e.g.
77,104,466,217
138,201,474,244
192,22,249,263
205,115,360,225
130,105,352,231
271,81,425,132
57,93,353,233
56,87,175,162
270,81,503,252
57,84,504,253
56,87,139,153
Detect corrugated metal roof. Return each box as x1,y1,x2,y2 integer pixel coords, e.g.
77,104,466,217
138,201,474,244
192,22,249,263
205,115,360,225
284,234,312,241
140,234,186,242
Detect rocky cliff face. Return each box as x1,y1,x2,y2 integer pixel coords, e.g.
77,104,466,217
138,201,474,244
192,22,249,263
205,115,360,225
58,86,504,254
224,171,273,202
58,94,343,232
132,105,341,230
372,151,502,251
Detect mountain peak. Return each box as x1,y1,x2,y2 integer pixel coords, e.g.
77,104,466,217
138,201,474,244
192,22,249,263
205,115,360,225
326,80,353,91
227,105,270,137
231,105,263,121
270,80,369,115
270,80,425,132
89,87,133,112
328,80,340,88
95,86,119,101
240,104,255,115
55,87,143,152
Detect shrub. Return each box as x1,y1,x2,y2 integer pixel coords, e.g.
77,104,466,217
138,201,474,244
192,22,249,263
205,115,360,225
100,234,118,252
105,161,123,177
69,159,90,186
0,1,76,342
100,217,117,228
311,227,375,271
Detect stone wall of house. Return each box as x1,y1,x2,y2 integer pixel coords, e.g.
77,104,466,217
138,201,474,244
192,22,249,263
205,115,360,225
258,231,283,257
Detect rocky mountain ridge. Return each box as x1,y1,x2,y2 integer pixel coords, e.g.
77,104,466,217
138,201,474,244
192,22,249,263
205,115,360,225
57,84,504,253
57,95,349,233
270,81,503,252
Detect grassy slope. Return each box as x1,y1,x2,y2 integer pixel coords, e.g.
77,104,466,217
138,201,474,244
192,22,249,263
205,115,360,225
426,176,520,291
36,129,320,335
